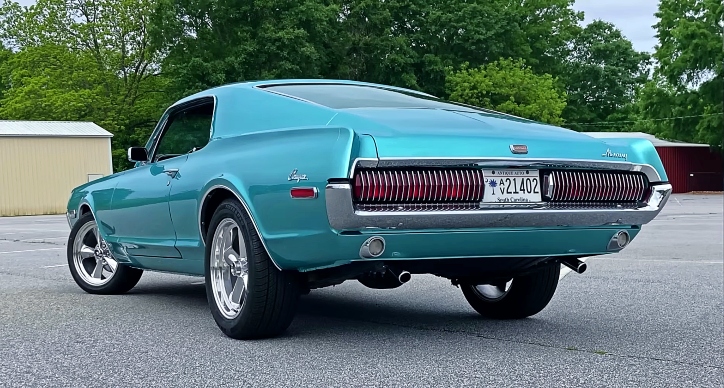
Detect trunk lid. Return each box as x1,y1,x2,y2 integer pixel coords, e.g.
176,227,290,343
334,108,618,161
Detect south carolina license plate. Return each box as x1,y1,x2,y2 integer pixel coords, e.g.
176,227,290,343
481,169,542,203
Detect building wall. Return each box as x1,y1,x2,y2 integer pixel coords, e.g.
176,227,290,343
0,136,113,216
656,146,724,193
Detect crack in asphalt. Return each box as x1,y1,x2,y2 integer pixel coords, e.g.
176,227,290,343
0,238,66,246
301,313,723,370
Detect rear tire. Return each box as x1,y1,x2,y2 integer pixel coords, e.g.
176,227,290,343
460,262,560,319
204,198,300,340
67,213,143,294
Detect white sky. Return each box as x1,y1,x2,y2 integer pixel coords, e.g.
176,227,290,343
15,0,660,53
572,0,659,53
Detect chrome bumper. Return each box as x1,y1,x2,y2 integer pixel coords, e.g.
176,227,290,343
325,183,672,231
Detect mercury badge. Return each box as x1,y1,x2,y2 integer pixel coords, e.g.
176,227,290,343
601,148,627,160
509,144,528,154
288,169,308,182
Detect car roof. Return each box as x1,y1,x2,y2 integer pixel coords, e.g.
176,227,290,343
171,79,437,108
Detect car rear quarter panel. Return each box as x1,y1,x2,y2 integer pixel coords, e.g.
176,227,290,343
169,125,378,269
596,137,669,182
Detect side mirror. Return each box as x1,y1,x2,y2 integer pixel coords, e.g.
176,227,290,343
127,147,149,162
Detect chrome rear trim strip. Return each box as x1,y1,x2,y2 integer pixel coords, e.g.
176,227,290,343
349,157,664,183
326,183,672,231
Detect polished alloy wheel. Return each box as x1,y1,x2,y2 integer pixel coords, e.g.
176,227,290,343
209,218,249,320
71,220,118,286
473,279,513,301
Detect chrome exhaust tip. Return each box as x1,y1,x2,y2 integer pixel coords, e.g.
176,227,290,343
359,236,385,258
561,258,587,274
607,230,630,251
398,270,411,283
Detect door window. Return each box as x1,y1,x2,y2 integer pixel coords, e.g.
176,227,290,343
153,101,214,162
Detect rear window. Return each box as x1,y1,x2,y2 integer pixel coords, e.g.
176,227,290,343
260,83,483,112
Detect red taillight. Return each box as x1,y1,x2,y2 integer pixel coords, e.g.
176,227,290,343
290,187,318,199
547,171,648,202
353,169,485,203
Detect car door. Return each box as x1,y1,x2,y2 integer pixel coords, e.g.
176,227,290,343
104,101,209,259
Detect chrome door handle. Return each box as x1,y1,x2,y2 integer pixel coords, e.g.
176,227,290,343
164,169,179,178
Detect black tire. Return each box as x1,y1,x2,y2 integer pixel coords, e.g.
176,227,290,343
460,262,560,319
67,213,143,294
204,199,300,340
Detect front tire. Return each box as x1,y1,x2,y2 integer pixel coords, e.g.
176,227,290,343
67,213,143,294
204,199,300,340
460,262,560,319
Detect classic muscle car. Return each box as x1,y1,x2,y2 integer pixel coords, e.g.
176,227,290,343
65,79,672,339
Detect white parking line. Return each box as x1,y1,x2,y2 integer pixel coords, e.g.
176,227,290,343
0,248,64,255
594,258,722,264
42,264,68,268
0,229,68,233
21,237,67,242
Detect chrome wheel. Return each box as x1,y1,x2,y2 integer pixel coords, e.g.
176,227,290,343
473,279,513,301
209,218,249,320
71,220,118,286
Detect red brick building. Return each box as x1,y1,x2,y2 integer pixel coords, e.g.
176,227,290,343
585,132,723,194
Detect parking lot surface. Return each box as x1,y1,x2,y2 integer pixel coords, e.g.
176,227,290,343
0,195,721,387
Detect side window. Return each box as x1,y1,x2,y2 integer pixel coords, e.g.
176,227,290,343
153,101,214,162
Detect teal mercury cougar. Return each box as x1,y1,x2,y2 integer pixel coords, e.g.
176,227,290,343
65,80,672,339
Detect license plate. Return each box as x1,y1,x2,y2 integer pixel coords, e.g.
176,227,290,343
481,169,542,203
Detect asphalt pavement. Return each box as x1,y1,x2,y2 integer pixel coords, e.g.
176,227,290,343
0,195,721,387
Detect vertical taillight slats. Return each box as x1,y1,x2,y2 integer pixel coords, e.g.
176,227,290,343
353,168,647,205
547,170,648,203
353,168,485,204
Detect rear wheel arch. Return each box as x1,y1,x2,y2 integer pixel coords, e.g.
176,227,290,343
198,184,282,271
200,186,237,241
79,204,92,216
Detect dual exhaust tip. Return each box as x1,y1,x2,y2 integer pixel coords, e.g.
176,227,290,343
358,237,410,284
359,230,631,278
359,236,386,258
607,230,631,251
563,229,632,275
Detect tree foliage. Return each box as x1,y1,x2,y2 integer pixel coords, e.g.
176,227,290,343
649,0,723,148
446,58,567,125
0,0,719,173
561,20,651,131
0,0,171,170
150,0,340,99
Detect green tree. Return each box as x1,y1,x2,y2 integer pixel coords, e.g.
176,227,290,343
151,0,340,99
0,45,113,123
152,0,585,99
561,20,651,132
513,0,584,77
0,44,11,105
445,58,567,125
0,0,170,170
331,0,583,97
650,0,723,148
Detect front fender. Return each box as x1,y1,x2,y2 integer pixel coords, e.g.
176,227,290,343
66,178,119,242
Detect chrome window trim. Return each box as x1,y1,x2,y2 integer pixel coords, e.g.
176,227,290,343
348,157,664,183
145,95,218,165
325,182,672,231
198,184,282,271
